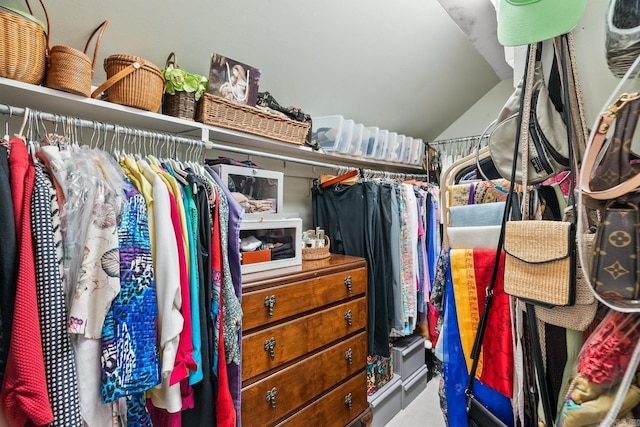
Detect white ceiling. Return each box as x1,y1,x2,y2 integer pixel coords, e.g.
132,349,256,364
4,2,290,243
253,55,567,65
1,0,508,142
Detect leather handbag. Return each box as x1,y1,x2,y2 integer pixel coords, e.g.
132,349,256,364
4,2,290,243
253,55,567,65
590,200,640,303
581,91,640,311
467,395,508,427
489,41,570,185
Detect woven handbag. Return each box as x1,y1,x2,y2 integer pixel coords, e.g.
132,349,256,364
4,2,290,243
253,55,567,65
45,20,108,97
504,220,576,306
0,0,49,85
91,54,164,112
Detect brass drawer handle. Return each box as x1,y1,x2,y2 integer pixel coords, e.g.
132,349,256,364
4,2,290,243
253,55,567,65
264,337,276,360
344,393,353,412
266,387,278,411
344,275,352,293
345,348,353,365
264,295,276,317
344,310,352,327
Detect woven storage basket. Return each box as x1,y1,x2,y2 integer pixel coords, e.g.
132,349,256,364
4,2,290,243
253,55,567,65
302,236,331,261
45,20,108,97
91,54,164,112
161,52,197,121
196,93,309,145
0,0,49,85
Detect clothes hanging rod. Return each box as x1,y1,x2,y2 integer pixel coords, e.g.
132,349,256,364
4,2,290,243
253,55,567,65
0,102,429,179
0,103,213,150
427,134,487,147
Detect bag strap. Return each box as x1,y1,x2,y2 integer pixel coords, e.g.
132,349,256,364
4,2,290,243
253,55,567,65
90,59,146,99
465,42,535,404
581,93,640,200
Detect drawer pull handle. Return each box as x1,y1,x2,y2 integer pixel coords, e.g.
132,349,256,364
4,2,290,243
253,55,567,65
264,337,276,360
345,348,353,365
344,310,352,327
264,295,276,316
344,393,353,412
266,387,278,411
344,275,352,293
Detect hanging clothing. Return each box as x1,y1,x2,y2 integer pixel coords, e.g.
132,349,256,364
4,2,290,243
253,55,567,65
0,138,54,426
101,178,160,425
0,145,17,388
32,165,83,427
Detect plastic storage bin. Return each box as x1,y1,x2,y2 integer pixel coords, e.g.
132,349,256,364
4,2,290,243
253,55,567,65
339,122,363,154
210,164,284,219
363,127,380,158
391,134,405,163
410,138,425,166
311,115,354,152
401,136,413,164
353,125,370,157
239,217,302,274
379,132,397,161
373,129,389,160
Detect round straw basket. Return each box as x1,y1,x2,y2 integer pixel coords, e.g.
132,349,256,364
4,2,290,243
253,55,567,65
91,54,164,112
161,52,197,121
45,20,108,97
0,0,49,85
302,236,331,261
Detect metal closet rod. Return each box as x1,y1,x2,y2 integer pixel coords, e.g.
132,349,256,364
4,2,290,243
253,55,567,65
427,134,487,147
0,103,212,150
0,102,428,178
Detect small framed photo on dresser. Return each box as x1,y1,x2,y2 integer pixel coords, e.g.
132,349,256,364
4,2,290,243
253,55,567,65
208,52,262,107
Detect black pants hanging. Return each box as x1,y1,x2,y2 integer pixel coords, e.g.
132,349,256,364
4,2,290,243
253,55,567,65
312,181,391,357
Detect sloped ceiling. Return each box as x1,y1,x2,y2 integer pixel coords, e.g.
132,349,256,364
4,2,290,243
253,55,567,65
1,0,506,142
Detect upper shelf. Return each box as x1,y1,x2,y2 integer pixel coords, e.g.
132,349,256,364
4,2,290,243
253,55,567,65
0,77,424,172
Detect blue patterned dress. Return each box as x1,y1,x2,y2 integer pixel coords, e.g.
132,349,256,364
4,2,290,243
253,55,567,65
101,179,160,426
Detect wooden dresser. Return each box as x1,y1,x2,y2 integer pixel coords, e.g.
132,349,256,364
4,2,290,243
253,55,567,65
241,254,370,427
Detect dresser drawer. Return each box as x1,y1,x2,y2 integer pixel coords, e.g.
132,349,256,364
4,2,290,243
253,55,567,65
241,333,367,426
243,297,367,382
242,266,367,331
276,371,368,427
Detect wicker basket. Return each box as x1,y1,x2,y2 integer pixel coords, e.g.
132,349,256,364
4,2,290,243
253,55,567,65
196,93,309,145
45,20,108,97
302,236,331,261
161,52,197,121
91,54,164,112
0,0,49,85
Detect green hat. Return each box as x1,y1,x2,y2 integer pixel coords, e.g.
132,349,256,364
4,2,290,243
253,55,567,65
498,0,588,46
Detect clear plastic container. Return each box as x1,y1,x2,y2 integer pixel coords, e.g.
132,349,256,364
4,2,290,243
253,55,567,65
391,134,405,163
373,129,389,159
339,122,363,154
354,126,371,158
311,115,353,151
401,137,413,164
363,127,379,158
379,132,397,160
410,138,425,166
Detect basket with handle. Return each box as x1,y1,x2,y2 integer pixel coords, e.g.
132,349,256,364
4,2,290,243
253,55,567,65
45,20,108,97
91,54,164,112
0,0,49,85
162,52,197,121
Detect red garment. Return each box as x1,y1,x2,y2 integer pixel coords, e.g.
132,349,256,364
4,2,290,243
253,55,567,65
473,250,513,398
1,139,54,425
212,200,236,427
166,190,197,387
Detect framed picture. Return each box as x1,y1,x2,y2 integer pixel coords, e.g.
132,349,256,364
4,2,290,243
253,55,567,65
208,52,262,107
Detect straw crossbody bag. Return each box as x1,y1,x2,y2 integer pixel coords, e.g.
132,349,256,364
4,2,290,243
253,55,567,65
502,38,577,308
